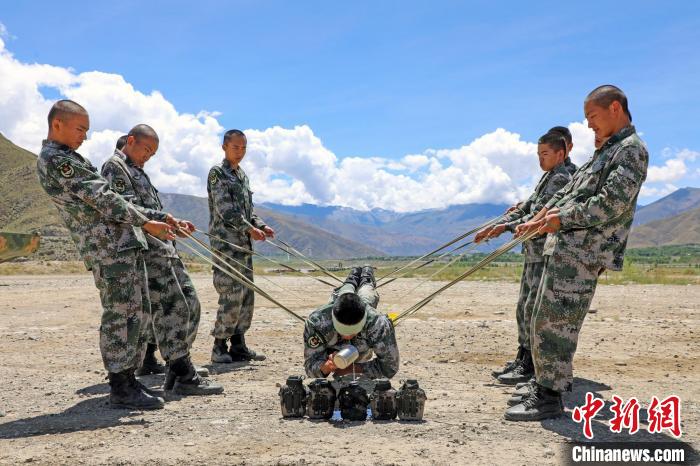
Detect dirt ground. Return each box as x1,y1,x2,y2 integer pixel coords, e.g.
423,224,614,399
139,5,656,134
0,273,697,465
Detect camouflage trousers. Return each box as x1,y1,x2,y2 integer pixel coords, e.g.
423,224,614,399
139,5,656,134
91,250,150,374
145,257,201,361
515,261,545,350
531,251,603,392
211,251,255,338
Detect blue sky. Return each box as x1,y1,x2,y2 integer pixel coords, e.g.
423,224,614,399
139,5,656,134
1,1,699,210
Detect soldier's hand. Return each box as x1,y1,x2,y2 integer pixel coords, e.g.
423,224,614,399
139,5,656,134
515,220,542,238
474,226,493,243
262,226,275,239
143,221,176,241
505,204,518,214
538,213,561,235
321,355,337,376
177,219,196,236
486,224,506,239
248,228,266,241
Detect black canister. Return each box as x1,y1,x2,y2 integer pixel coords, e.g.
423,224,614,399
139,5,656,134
337,380,369,421
395,379,426,421
306,378,336,420
279,375,308,418
370,378,397,420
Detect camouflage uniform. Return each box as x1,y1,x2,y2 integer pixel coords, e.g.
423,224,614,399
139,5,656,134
304,281,400,380
36,140,167,373
499,162,574,350
207,159,268,339
532,126,648,392
102,150,201,362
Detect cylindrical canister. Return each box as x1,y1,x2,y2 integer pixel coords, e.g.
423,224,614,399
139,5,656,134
332,345,359,369
338,380,369,421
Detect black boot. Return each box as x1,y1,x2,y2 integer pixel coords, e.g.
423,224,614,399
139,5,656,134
498,348,534,385
135,343,166,376
507,379,536,406
128,371,163,397
169,356,224,396
359,265,376,287
504,383,563,421
108,370,164,410
211,338,233,364
164,362,210,390
229,334,266,361
492,346,524,378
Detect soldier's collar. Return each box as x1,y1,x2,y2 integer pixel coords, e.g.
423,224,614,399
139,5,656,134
114,149,128,162
43,139,73,153
601,125,636,150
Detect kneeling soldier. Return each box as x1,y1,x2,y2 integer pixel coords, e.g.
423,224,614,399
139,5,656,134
304,267,400,381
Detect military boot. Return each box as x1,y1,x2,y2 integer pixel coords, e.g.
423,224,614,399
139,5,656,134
108,370,165,410
169,356,224,396
504,383,563,421
211,338,233,363
491,346,524,378
359,265,376,287
129,371,163,397
164,363,211,390
507,379,536,406
135,343,166,376
229,333,266,361
497,348,534,385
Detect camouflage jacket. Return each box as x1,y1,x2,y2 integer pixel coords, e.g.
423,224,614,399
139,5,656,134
303,299,400,379
36,140,166,269
500,162,574,262
543,126,648,270
207,159,267,258
101,150,178,259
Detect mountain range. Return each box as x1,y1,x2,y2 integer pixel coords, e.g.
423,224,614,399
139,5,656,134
1,132,699,259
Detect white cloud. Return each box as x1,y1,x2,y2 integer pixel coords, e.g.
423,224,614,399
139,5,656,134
0,38,696,212
641,183,678,199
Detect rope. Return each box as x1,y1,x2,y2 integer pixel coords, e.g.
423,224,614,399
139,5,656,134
375,214,505,284
392,230,539,326
376,240,475,289
240,217,343,284
174,232,307,323
195,230,336,288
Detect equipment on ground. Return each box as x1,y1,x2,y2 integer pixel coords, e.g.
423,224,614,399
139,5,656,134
279,375,308,418
306,378,336,420
370,378,398,421
396,379,426,421
338,380,369,421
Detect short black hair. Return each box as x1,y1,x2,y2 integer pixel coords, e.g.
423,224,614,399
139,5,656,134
115,135,128,151
547,126,572,145
223,129,246,145
332,293,365,325
127,124,159,142
538,132,567,153
586,85,632,121
47,99,88,126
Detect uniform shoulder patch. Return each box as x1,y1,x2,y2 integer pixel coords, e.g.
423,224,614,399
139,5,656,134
58,161,75,178
307,335,322,348
113,178,126,193
208,171,219,186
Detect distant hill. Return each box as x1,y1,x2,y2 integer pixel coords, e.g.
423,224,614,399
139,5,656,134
629,206,700,248
0,133,79,260
2,132,699,261
634,187,700,226
160,193,385,259
261,202,510,255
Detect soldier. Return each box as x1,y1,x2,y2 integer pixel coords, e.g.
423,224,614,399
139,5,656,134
547,126,578,176
102,124,223,396
208,129,274,363
505,85,648,421
476,131,575,385
115,134,128,151
303,266,400,381
36,100,176,410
